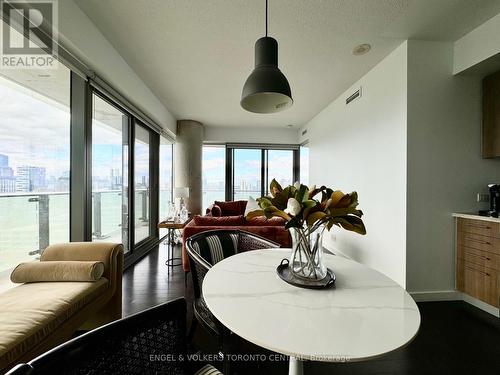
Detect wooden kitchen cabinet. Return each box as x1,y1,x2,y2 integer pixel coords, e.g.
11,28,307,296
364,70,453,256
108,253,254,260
456,217,500,307
483,70,500,158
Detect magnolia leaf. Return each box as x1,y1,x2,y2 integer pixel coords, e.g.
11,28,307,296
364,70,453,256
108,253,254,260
333,216,366,235
246,209,264,219
331,190,346,207
296,184,308,202
271,186,294,210
269,179,283,198
302,199,317,208
309,185,325,200
263,206,292,221
306,211,326,227
285,215,302,229
257,196,273,209
328,207,363,218
303,203,321,220
349,191,359,208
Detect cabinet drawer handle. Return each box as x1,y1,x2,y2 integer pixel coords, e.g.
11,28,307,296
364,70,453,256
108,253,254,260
464,236,491,245
465,266,490,276
464,224,491,229
465,252,491,261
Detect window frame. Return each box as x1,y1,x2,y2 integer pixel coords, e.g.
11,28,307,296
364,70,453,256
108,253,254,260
202,143,300,203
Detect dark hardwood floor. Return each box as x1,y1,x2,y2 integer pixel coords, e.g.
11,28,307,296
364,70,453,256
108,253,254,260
123,244,500,375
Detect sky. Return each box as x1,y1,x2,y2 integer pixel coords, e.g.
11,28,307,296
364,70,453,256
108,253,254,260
0,75,70,179
0,73,157,190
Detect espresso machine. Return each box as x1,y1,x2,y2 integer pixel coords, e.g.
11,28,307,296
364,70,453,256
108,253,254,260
479,184,500,217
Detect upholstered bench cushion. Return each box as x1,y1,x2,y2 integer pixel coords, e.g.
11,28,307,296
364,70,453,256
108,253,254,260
0,278,108,368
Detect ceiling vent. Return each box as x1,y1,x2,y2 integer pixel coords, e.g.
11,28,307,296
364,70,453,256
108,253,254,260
346,87,362,105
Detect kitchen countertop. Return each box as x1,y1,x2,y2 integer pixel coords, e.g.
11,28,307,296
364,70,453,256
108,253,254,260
452,212,500,223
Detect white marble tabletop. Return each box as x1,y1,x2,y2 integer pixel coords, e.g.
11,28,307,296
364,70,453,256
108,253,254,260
203,249,420,364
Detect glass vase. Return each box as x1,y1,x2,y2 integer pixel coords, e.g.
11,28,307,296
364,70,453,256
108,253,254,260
289,226,327,280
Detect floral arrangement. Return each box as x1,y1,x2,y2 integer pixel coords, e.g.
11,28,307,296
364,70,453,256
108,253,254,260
246,179,366,235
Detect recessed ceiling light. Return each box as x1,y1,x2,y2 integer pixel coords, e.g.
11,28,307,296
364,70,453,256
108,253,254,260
352,44,371,56
286,124,294,128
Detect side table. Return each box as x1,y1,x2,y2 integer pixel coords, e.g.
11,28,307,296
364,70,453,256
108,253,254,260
157,217,192,268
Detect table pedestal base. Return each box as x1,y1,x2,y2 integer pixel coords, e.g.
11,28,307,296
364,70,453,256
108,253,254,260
289,357,303,375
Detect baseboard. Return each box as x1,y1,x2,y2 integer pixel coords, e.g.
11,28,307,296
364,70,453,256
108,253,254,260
462,293,500,317
410,290,499,317
410,290,462,302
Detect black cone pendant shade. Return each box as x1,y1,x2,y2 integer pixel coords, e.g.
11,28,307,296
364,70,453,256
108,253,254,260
241,0,293,114
241,37,293,113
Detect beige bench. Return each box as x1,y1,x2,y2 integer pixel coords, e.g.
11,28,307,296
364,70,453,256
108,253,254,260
0,242,123,373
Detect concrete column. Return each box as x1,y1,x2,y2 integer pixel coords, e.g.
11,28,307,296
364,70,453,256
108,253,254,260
174,120,204,215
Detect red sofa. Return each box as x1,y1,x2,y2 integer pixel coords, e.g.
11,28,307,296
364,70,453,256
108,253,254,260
181,200,292,272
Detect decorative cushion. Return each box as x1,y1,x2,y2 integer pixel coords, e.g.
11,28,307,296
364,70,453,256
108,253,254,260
191,232,239,265
215,200,247,216
10,261,105,284
245,216,286,226
210,204,221,217
244,196,260,217
193,215,245,226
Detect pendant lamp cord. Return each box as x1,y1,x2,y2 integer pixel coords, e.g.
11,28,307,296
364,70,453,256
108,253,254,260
265,0,268,36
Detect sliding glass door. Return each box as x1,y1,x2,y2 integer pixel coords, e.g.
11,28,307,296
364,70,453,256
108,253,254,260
134,123,151,243
91,94,130,252
0,65,71,273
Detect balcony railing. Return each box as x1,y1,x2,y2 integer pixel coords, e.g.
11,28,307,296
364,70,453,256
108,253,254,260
0,188,164,273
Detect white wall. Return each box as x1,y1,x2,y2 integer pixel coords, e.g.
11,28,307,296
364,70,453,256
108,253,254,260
204,126,298,144
406,40,500,293
299,42,408,287
58,0,176,135
454,13,500,74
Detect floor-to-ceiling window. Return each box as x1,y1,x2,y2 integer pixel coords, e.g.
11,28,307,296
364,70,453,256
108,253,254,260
300,143,309,186
265,149,294,195
202,145,226,209
0,66,71,273
91,94,130,252
134,123,151,243
0,21,173,276
226,146,298,201
233,148,262,200
159,137,173,219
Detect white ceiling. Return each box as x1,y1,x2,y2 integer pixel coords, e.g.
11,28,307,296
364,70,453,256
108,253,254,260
75,0,500,129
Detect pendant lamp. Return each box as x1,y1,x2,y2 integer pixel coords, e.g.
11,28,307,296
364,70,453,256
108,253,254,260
241,0,293,113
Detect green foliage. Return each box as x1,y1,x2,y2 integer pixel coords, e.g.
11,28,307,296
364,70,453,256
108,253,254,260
245,179,366,235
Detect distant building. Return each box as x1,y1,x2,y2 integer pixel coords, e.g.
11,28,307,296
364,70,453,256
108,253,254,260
55,170,70,191
0,176,15,193
0,154,14,178
0,155,16,193
0,154,8,168
15,166,47,192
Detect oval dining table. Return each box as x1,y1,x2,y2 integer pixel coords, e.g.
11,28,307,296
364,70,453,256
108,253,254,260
202,249,421,375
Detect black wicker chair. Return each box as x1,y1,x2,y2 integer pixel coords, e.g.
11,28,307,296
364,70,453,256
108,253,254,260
186,230,280,343
6,298,222,375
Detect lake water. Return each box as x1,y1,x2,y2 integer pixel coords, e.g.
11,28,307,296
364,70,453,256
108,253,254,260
0,189,254,272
